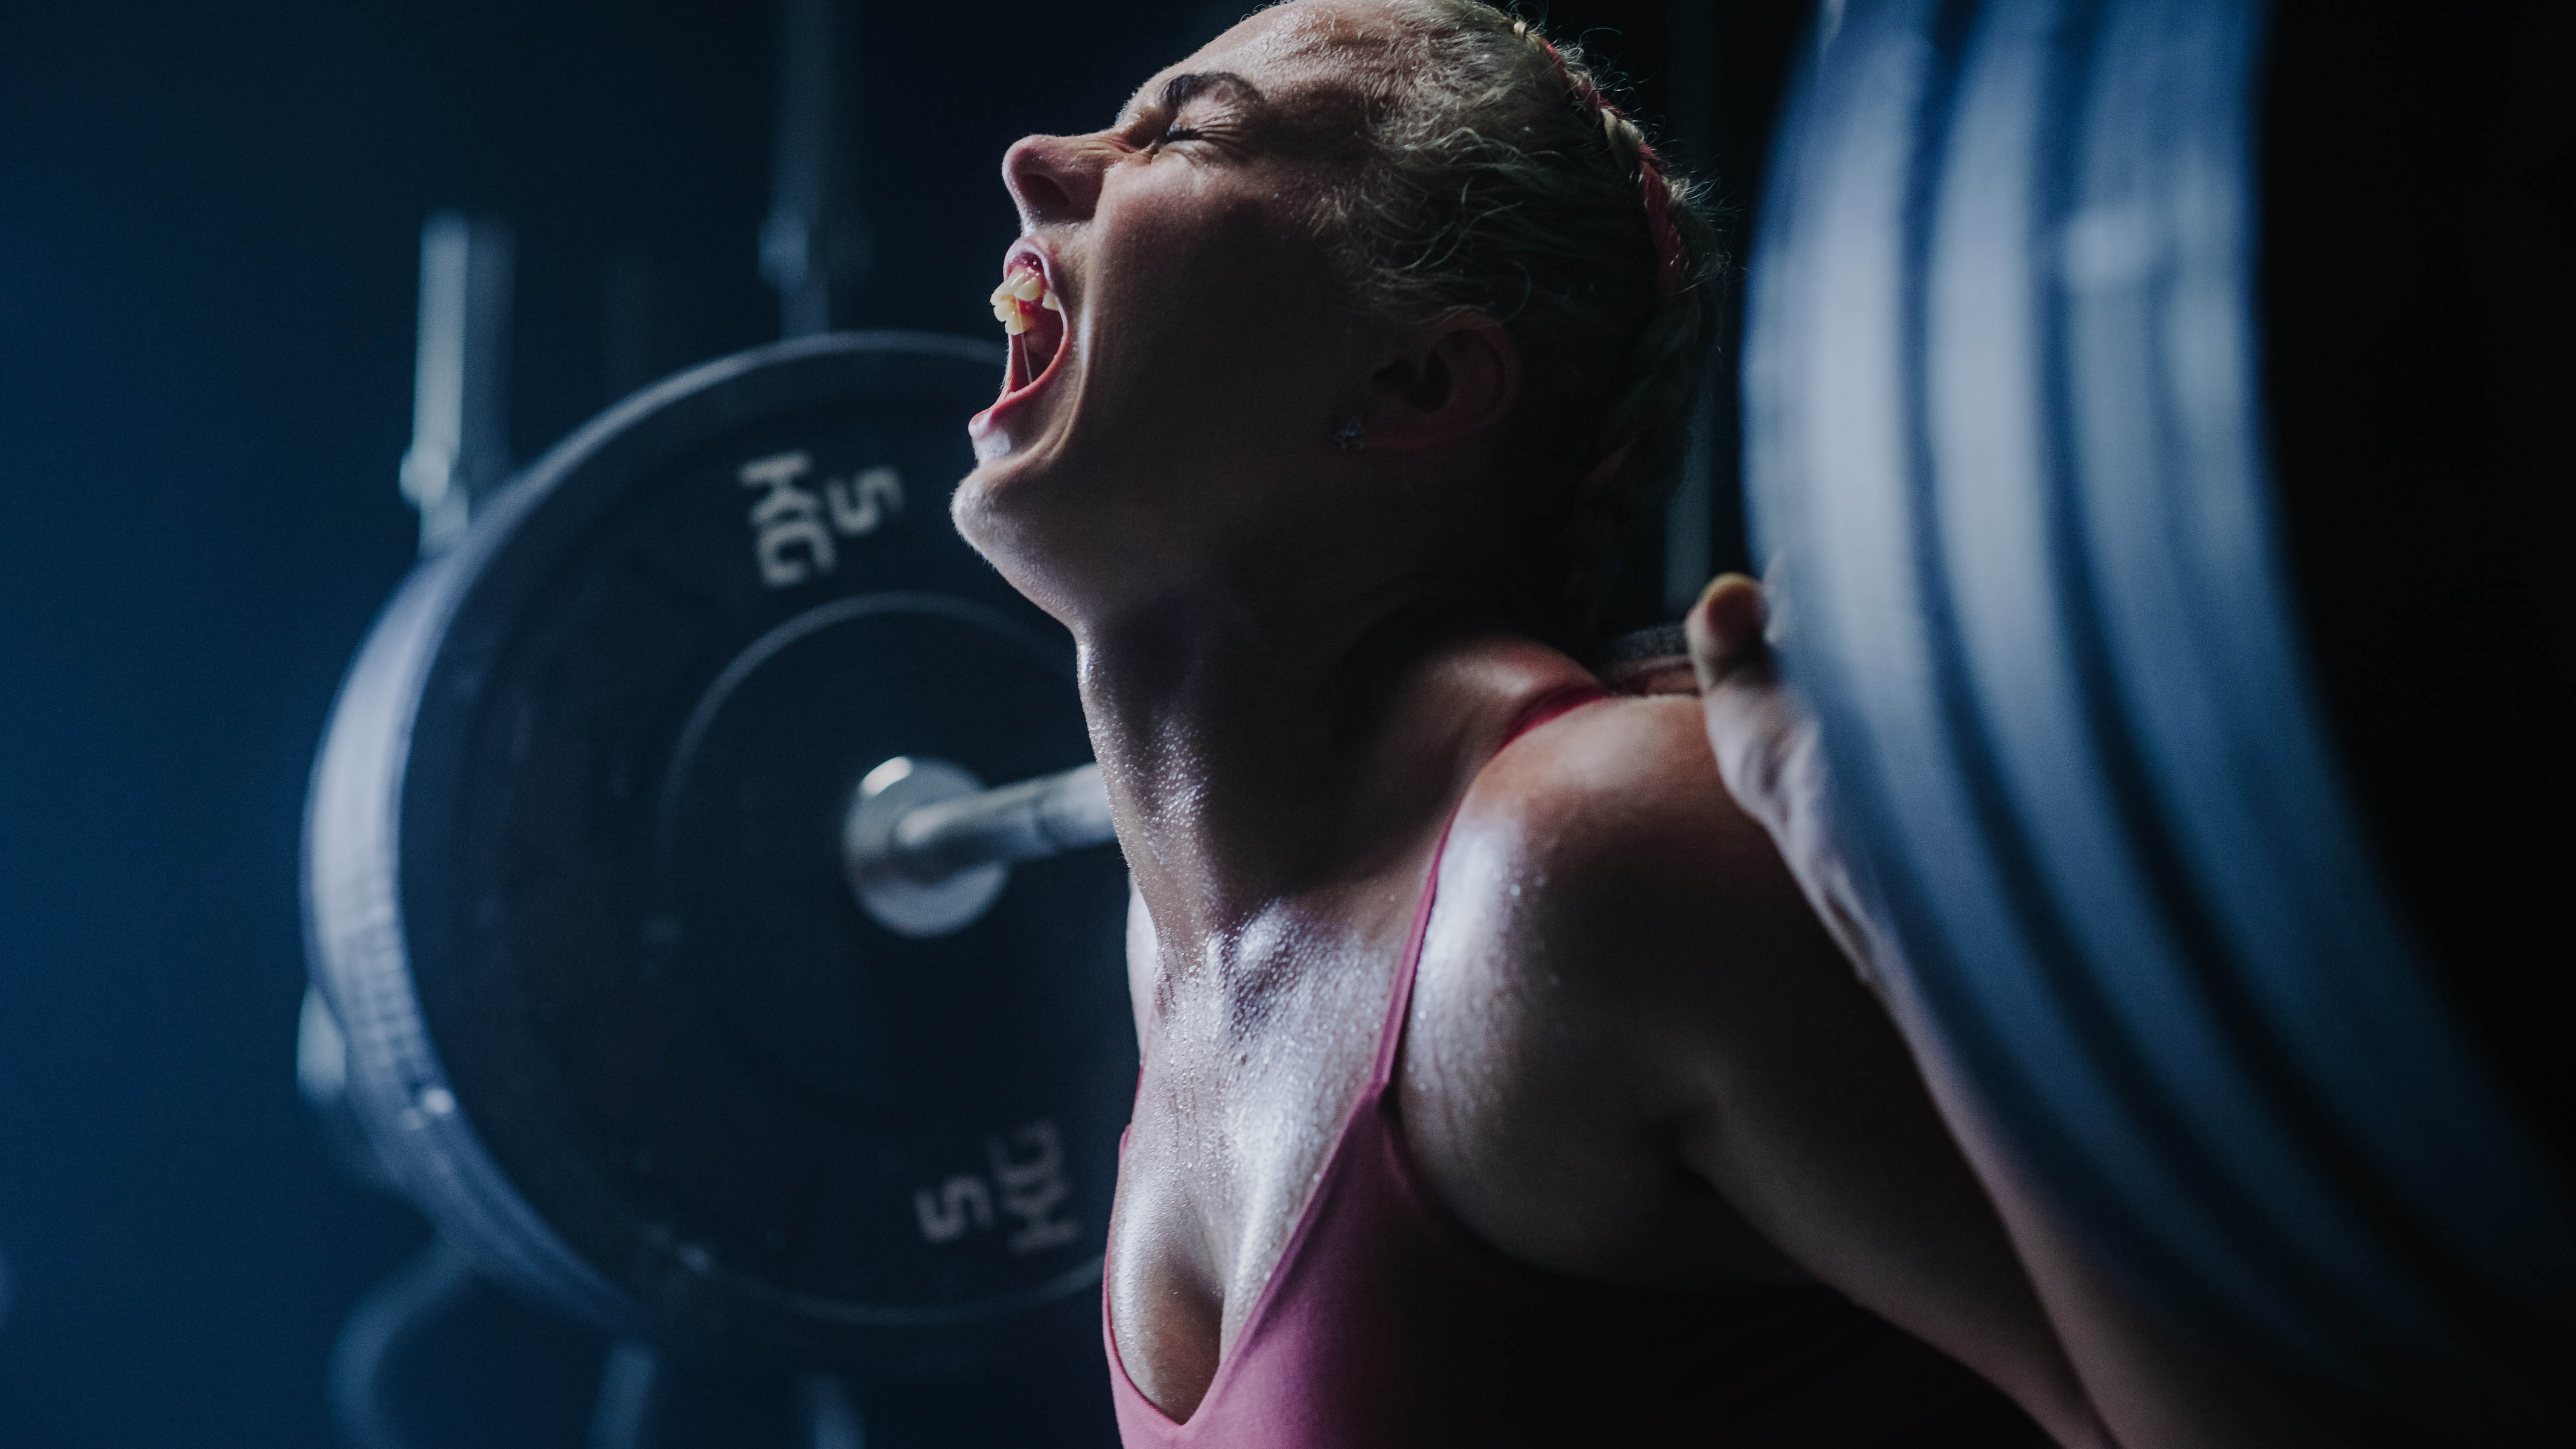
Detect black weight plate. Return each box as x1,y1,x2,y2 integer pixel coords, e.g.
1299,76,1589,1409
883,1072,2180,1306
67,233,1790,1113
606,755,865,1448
305,333,1136,1367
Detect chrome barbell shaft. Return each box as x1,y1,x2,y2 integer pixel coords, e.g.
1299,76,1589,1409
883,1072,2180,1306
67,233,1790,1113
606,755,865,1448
879,761,1114,885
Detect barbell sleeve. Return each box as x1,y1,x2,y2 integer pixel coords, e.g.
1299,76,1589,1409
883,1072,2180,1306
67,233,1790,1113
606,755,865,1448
884,761,1114,884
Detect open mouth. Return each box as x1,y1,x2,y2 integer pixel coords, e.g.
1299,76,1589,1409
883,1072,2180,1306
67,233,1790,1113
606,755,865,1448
989,254,1068,406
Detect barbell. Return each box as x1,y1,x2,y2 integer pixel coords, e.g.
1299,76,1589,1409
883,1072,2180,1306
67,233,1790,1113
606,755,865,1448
842,759,1112,939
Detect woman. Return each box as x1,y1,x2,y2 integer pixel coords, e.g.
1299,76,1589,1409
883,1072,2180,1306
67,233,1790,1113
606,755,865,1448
955,2,2109,1443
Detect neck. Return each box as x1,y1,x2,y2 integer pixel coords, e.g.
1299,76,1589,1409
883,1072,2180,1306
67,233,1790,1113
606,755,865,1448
1072,559,1507,949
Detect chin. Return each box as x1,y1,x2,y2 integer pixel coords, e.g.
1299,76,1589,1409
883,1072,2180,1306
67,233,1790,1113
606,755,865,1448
949,444,1098,628
955,420,1076,539
950,448,1039,564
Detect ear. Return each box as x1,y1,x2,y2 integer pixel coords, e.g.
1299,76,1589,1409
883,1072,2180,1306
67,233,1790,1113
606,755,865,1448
1355,314,1519,451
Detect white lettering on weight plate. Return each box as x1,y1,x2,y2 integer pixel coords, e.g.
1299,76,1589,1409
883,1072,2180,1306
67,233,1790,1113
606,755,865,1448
737,452,906,590
910,1118,1080,1254
826,465,903,537
912,1175,994,1244
738,452,833,587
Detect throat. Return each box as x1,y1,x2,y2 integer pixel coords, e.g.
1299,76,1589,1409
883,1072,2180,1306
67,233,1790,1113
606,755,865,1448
1078,597,1496,939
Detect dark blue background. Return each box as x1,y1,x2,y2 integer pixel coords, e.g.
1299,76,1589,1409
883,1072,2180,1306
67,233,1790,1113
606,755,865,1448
0,2,1789,1441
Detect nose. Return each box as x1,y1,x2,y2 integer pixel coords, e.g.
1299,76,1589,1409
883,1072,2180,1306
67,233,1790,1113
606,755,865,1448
1002,133,1103,230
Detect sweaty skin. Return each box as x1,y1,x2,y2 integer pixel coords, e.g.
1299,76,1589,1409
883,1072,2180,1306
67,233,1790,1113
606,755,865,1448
952,3,2110,1443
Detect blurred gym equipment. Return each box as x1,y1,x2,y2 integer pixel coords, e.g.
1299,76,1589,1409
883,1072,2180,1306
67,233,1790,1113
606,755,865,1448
305,330,1135,1446
1746,0,2572,1439
306,331,1133,1361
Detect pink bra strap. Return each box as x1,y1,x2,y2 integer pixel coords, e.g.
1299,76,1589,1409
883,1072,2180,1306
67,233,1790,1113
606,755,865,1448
1367,684,1613,1089
1371,815,1457,1088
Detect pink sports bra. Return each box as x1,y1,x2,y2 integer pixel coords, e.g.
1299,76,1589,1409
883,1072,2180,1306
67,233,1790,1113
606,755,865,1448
1105,686,2044,1447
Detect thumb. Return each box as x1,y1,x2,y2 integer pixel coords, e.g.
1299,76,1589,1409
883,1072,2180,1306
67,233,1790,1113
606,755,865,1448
1686,575,1886,985
1686,573,1771,693
1686,574,1799,834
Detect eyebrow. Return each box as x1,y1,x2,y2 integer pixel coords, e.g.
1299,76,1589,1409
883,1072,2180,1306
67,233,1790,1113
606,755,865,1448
1127,70,1267,123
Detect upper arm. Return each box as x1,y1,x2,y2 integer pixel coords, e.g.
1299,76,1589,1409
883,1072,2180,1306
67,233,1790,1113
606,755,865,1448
1454,700,2106,1444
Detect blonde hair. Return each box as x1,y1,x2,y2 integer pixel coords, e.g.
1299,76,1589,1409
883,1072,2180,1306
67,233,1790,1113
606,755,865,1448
1330,1,1723,645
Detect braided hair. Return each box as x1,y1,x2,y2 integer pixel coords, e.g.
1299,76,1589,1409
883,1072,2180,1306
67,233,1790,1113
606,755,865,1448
1324,1,1723,648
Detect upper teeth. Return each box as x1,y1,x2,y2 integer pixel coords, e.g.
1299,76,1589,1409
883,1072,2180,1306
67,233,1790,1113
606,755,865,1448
989,266,1062,335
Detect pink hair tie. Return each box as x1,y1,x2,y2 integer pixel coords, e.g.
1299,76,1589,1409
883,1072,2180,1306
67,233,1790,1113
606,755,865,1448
1636,152,1685,300
1526,29,1687,302
1518,25,1688,490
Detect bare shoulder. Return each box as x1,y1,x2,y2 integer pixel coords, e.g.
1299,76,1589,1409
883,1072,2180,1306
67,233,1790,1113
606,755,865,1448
1421,688,1857,1112
1399,689,1836,1285
1445,693,1804,945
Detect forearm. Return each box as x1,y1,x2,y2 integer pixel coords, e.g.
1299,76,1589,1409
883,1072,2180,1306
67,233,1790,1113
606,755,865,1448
1878,986,2314,1449
1675,947,2113,1449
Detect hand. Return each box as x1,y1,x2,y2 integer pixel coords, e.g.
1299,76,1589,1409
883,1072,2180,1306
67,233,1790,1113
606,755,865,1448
1685,574,1890,998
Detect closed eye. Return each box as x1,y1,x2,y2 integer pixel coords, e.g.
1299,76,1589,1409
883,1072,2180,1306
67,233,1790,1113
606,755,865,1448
1120,69,1265,150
